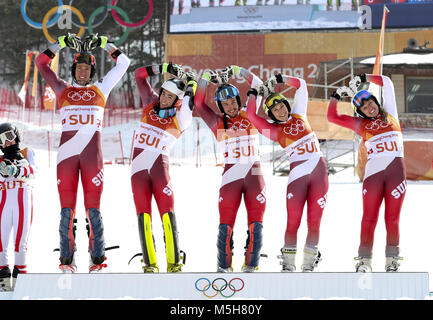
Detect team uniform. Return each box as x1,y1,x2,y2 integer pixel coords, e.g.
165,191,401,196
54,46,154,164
328,74,406,271
246,76,328,272
35,41,130,272
132,65,193,272
0,124,36,291
195,67,266,272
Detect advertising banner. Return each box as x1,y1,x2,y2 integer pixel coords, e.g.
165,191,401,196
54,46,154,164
169,1,433,33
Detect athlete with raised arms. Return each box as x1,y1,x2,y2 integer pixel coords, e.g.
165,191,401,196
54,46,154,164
36,33,130,273
132,62,196,273
246,73,328,272
195,65,266,273
328,74,406,272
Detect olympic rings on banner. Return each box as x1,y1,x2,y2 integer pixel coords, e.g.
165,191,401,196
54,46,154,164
195,278,245,298
88,5,131,46
43,5,85,43
22,1,154,44
20,0,63,29
110,0,153,28
69,0,109,29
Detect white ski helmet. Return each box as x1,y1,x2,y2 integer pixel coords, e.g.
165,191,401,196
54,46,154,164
160,78,185,102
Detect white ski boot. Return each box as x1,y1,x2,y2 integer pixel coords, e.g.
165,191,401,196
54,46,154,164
278,247,296,272
301,247,322,272
355,257,372,273
385,256,403,272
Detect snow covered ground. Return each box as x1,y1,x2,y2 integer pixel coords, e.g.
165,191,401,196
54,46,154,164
2,118,433,298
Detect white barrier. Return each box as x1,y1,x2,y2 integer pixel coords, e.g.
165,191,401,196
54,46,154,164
6,272,430,300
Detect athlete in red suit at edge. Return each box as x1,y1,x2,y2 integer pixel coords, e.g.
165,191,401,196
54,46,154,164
132,63,196,273
246,74,328,272
328,74,406,272
195,65,266,273
35,33,130,273
0,124,37,291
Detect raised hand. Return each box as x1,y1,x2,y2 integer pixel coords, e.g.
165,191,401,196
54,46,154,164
331,86,355,100
254,83,270,97
349,74,366,93
165,62,185,79
58,33,81,52
82,34,108,51
203,70,221,85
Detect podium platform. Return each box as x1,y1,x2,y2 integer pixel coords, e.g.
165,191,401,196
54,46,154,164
1,272,429,300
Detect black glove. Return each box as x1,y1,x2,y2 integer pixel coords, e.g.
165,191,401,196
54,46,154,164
58,33,81,51
165,62,184,79
254,84,270,97
247,88,258,97
82,34,108,51
330,90,341,101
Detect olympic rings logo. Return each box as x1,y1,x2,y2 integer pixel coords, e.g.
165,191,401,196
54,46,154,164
195,278,245,298
67,89,96,101
149,110,173,125
283,119,306,136
227,119,251,132
20,0,153,44
364,118,390,131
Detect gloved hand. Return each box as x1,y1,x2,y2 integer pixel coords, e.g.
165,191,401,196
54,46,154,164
202,70,221,85
349,74,367,93
163,62,185,79
331,86,354,100
185,80,197,110
58,33,81,51
0,159,18,178
220,65,240,84
82,34,108,51
254,83,270,97
185,80,197,96
181,71,197,83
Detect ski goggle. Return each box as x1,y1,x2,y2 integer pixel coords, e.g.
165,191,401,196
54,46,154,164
352,90,373,110
157,107,177,119
0,130,16,146
214,86,239,102
264,94,287,114
73,53,95,65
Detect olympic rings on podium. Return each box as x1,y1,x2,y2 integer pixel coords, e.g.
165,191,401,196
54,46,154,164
195,277,245,298
42,5,85,43
110,0,153,28
88,5,130,46
20,0,63,29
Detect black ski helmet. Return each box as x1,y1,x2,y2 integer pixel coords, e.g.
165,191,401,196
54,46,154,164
0,122,20,151
263,92,291,123
214,83,241,115
71,52,97,84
